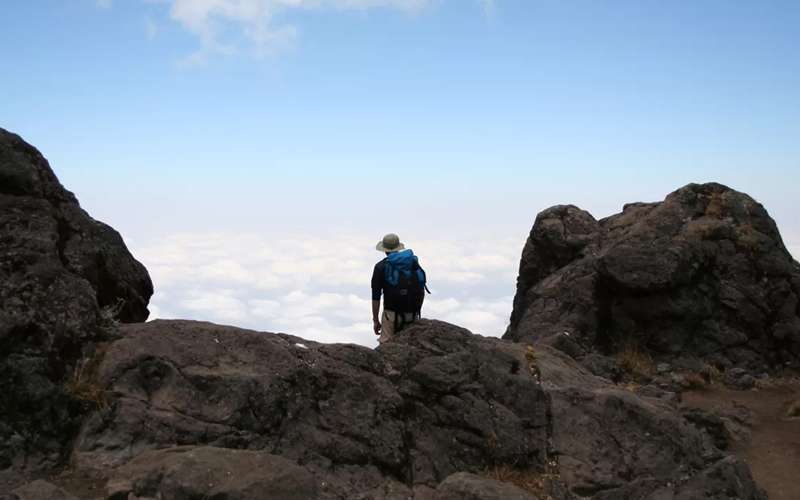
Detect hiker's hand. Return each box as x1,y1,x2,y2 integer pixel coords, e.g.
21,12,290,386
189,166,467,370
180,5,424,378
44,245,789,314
373,319,381,335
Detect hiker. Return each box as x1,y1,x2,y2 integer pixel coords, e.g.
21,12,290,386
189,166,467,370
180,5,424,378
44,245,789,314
372,233,429,344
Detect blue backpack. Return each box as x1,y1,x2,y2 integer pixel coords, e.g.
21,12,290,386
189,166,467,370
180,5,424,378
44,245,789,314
384,249,430,314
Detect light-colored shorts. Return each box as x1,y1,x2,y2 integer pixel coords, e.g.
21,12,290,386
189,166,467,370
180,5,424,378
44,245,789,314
379,309,419,344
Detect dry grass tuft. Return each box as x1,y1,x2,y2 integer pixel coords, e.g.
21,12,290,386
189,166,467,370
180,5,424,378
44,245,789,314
683,372,707,390
787,400,800,418
701,363,723,384
484,465,560,499
616,341,654,377
525,345,542,381
65,345,109,409
623,382,641,392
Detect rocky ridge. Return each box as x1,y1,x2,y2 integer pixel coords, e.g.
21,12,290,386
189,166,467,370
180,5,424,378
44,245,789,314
0,128,783,499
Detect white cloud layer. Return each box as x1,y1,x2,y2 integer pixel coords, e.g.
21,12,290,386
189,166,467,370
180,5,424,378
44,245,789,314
134,232,800,348
133,232,521,346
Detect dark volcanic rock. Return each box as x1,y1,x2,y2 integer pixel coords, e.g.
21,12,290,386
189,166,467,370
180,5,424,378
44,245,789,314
433,472,542,500
0,133,773,499
536,346,764,499
69,319,764,499
506,183,800,372
8,479,79,500
105,446,317,500
74,319,550,497
0,128,153,471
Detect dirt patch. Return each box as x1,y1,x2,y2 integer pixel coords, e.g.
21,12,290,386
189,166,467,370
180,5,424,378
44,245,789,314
682,378,800,500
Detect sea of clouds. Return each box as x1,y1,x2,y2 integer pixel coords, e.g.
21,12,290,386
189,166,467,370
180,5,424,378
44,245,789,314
133,232,523,347
133,233,800,348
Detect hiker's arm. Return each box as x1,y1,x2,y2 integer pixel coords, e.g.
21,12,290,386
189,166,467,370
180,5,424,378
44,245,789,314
372,300,381,322
371,264,382,334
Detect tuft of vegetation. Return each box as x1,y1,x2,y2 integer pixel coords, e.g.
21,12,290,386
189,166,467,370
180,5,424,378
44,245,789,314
701,363,723,384
97,298,126,338
787,400,800,418
483,465,561,499
623,382,641,393
682,372,707,390
615,340,654,377
65,344,109,409
525,345,542,381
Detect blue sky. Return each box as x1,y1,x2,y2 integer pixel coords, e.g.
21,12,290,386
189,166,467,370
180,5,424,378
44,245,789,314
1,0,798,345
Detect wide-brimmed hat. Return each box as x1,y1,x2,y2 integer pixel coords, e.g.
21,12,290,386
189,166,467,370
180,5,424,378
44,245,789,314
376,233,405,253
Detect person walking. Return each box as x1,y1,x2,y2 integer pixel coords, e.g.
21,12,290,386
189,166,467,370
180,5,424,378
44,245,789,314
372,233,429,344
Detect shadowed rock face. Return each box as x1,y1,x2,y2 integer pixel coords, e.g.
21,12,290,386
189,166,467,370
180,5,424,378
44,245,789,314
0,128,153,471
505,183,800,372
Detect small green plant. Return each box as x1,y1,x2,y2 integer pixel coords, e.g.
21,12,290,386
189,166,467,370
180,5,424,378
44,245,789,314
98,298,126,333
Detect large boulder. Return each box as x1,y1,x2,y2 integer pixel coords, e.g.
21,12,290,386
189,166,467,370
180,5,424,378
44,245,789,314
505,183,800,372
71,319,764,499
74,319,551,498
536,346,764,499
0,128,153,472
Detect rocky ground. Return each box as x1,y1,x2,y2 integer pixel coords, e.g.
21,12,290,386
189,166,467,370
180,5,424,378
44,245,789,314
2,127,798,499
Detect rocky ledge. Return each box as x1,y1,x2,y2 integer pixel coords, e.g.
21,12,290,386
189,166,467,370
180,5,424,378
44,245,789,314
29,320,769,499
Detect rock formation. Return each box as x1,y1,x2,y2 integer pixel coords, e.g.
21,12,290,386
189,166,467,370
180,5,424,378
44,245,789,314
73,319,763,499
505,183,800,373
0,127,153,472
0,130,776,498
75,320,553,498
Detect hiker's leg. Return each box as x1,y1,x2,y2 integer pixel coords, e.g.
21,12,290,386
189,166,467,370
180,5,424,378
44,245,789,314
379,310,396,344
395,312,417,334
